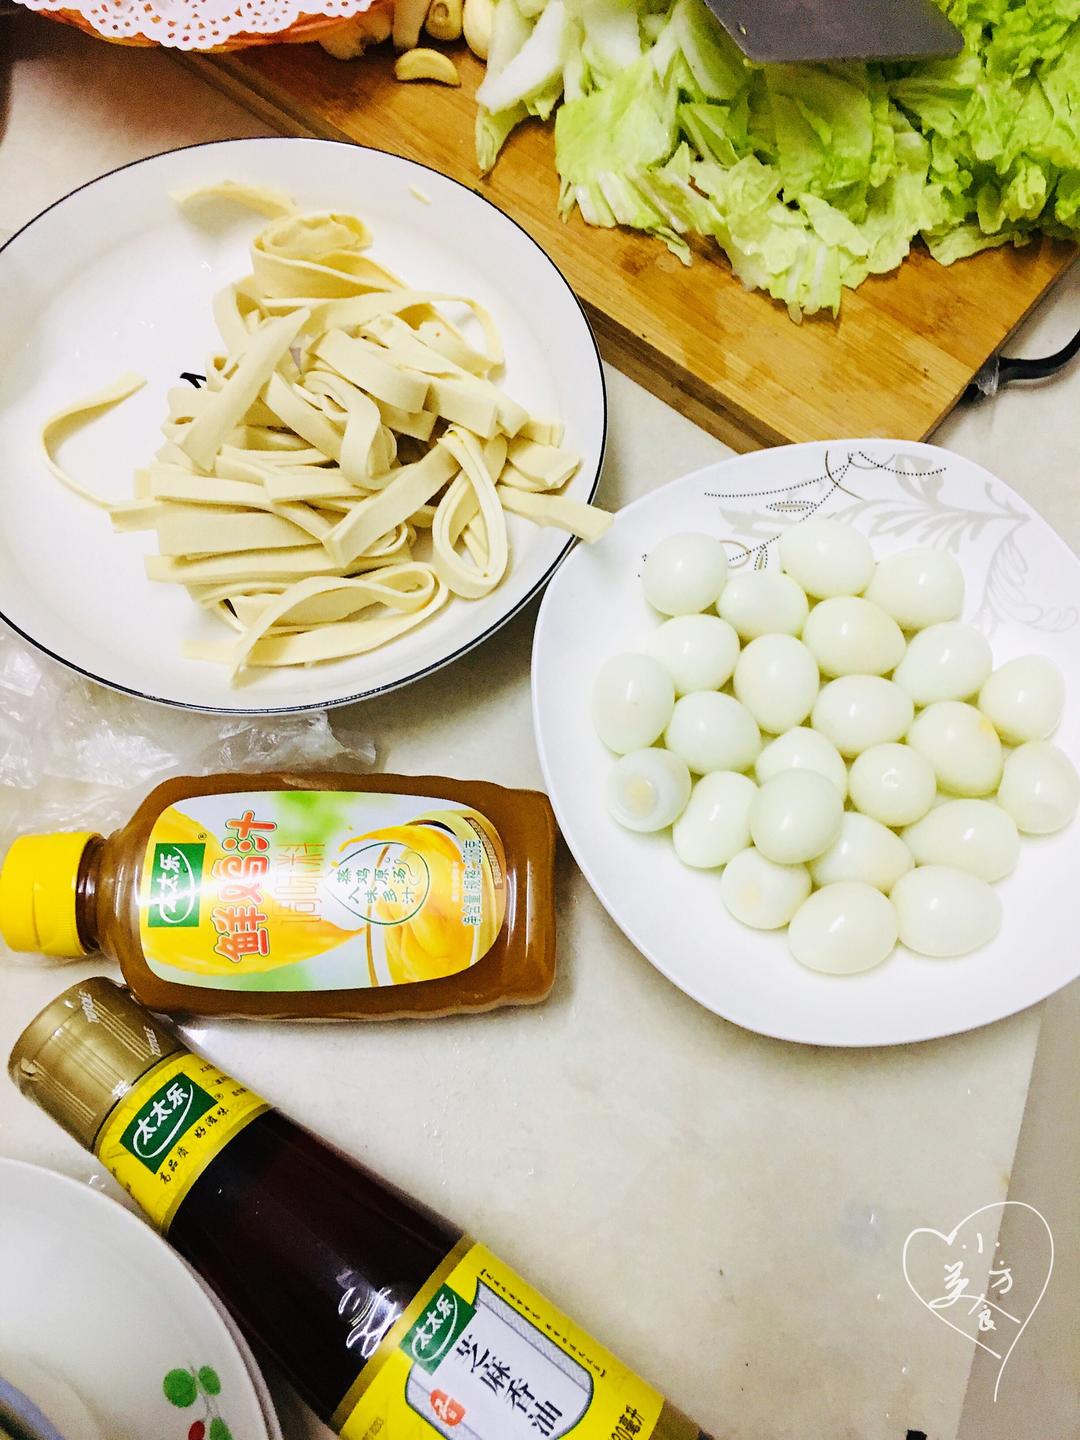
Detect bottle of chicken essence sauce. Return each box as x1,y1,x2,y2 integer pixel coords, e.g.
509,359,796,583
0,771,557,1020
10,979,712,1440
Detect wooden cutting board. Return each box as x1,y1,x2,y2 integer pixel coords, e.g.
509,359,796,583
186,43,1074,451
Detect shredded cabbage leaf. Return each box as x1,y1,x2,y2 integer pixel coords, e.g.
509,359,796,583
474,0,1080,317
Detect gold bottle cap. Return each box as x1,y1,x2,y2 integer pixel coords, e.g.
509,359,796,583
8,977,183,1152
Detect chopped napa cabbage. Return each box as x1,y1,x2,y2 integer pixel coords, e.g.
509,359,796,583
476,0,571,118
669,0,746,101
580,0,643,82
474,0,1080,317
555,55,678,218
765,64,877,202
475,0,534,173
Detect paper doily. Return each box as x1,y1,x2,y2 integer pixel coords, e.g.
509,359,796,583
17,0,379,49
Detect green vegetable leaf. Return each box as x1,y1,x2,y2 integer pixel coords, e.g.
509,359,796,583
555,54,679,230
476,0,571,115
580,0,643,82
765,63,876,201
476,104,528,175
163,1369,198,1408
670,0,747,101
474,0,1080,318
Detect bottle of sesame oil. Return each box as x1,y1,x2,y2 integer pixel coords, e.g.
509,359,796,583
10,979,713,1440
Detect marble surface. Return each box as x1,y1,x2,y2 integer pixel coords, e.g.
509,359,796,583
1,18,1078,1440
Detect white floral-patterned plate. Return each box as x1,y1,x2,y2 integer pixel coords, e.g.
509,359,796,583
198,1282,285,1440
532,441,1080,1046
0,1158,273,1440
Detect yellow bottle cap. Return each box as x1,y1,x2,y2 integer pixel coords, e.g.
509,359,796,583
0,833,99,957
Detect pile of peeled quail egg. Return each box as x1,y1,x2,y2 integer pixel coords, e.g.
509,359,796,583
593,519,1080,975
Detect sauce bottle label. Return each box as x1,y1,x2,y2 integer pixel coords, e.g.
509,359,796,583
335,1241,664,1440
139,791,507,991
94,1054,269,1231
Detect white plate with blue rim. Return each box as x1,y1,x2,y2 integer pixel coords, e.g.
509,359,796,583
0,137,605,715
0,1157,274,1440
532,440,1080,1047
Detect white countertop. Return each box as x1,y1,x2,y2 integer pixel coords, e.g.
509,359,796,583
2,18,1079,1440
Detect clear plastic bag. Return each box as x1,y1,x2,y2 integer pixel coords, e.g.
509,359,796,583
0,631,375,966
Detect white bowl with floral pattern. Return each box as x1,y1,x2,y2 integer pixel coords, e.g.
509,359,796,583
0,1158,273,1440
533,440,1080,1046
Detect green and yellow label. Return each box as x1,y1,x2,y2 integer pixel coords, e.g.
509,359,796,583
116,1069,216,1172
336,1242,664,1440
95,1054,268,1231
147,841,205,928
139,790,507,993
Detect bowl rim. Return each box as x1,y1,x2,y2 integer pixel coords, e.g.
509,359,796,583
0,135,607,715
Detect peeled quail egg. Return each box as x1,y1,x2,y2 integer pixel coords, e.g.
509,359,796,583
996,741,1080,834
891,865,1002,957
755,726,848,798
673,771,756,868
644,614,740,695
733,634,820,734
665,692,761,774
593,653,675,754
720,847,811,929
788,883,898,975
718,570,809,640
779,517,875,599
802,597,906,678
811,676,914,757
809,812,914,892
606,748,691,832
894,622,992,705
907,701,1003,797
978,655,1066,745
848,742,936,828
865,547,964,630
749,770,843,864
599,525,1074,979
642,533,728,616
902,800,1020,883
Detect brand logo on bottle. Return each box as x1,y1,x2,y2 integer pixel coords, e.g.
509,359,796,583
119,1071,216,1173
148,842,205,928
430,1391,466,1427
402,1285,475,1374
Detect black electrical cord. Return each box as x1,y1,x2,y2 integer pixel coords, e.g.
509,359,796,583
965,324,1080,399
